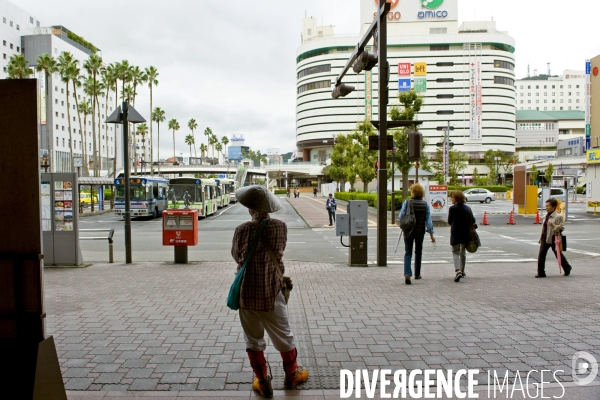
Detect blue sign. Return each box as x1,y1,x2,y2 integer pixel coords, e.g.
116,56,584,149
218,174,226,178
398,79,411,92
586,61,591,74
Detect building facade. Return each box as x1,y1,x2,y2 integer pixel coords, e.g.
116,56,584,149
515,70,586,112
296,0,516,165
0,0,40,78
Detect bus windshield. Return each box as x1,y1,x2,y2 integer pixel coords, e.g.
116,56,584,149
168,185,201,203
115,185,147,201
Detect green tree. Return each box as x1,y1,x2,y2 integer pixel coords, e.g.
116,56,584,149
215,142,223,164
35,53,57,167
431,148,468,185
101,66,117,173
221,136,229,163
57,52,76,171
144,66,159,172
209,134,219,164
6,53,33,78
389,89,424,197
152,107,166,171
136,123,149,166
168,119,180,160
69,62,86,173
199,143,208,159
330,134,354,191
348,120,378,192
530,164,539,185
184,134,194,158
544,163,554,185
83,54,103,175
78,100,93,175
129,65,144,107
188,119,198,159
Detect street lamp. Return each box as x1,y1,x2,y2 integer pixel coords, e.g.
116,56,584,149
105,101,146,264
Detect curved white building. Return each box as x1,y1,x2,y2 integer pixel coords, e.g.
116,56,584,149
296,0,516,165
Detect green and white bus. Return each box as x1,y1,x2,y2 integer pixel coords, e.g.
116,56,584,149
167,178,219,218
216,178,236,206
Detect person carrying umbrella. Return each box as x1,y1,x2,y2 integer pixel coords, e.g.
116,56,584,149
536,198,572,278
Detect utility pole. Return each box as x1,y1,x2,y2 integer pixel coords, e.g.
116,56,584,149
376,0,388,267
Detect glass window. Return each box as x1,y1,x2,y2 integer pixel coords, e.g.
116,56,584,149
494,60,514,70
297,64,331,79
430,45,449,51
297,79,332,94
494,76,514,86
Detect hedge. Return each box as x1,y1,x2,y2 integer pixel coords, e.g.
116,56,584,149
274,189,287,195
334,192,404,211
448,185,509,193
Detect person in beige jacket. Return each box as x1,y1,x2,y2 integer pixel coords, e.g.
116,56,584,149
536,198,572,278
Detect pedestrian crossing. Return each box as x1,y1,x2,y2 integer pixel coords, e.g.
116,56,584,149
311,227,539,265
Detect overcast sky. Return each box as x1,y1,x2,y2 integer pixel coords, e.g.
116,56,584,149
12,0,600,157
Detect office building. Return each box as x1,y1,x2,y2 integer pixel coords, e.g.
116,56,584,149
515,70,586,112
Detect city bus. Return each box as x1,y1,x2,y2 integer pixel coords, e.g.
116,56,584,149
114,176,169,219
167,177,218,218
216,178,236,206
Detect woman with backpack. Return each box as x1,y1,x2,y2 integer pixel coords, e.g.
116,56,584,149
448,191,477,282
398,183,435,285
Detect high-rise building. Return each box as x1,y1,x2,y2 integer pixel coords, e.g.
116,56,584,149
296,0,516,165
515,70,586,112
2,0,118,174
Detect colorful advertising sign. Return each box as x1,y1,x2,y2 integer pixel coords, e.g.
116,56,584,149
365,70,373,120
414,77,427,92
398,79,411,92
39,71,46,125
585,59,591,150
398,63,411,76
587,149,600,164
428,185,448,215
466,44,482,140
414,62,427,75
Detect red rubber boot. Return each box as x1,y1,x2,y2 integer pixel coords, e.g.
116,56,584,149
247,350,272,398
280,348,308,388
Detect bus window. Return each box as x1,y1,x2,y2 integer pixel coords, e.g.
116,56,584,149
153,183,159,199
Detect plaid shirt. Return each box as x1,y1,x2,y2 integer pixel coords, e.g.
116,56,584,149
231,211,287,312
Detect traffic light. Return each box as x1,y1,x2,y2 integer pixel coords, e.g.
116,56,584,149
353,50,378,74
331,83,355,99
408,131,422,161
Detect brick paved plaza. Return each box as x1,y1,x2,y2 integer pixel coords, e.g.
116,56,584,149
46,257,600,399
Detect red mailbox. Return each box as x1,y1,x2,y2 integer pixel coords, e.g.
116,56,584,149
162,209,198,246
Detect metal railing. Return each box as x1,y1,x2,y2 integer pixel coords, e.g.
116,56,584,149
80,229,115,263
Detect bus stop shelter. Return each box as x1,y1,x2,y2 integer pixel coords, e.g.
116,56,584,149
78,176,115,213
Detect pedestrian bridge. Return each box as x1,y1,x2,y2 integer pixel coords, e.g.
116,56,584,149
119,164,267,178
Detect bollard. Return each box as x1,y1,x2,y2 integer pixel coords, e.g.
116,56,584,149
109,242,114,263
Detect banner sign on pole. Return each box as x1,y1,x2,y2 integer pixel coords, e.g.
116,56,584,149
365,70,373,120
585,59,591,150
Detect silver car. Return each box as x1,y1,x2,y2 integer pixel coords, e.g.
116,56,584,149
537,188,567,208
463,188,496,203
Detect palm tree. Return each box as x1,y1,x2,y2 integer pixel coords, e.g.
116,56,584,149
221,136,229,164
215,142,223,164
106,62,119,109
57,52,76,171
136,123,148,169
83,54,103,176
83,76,99,176
116,60,132,97
144,66,159,174
168,119,180,161
130,66,144,107
78,100,92,175
152,107,166,172
35,53,57,169
208,134,218,165
203,127,212,148
199,143,208,160
184,134,195,159
7,54,33,78
69,63,86,174
101,67,117,174
188,118,198,159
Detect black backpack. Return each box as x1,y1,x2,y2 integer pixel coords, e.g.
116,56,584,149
399,200,416,236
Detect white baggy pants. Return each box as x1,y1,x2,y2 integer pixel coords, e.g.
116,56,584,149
239,292,296,352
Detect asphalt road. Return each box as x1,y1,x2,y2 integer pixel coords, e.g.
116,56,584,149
79,198,600,267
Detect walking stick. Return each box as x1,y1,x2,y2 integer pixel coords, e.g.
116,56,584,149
394,230,403,254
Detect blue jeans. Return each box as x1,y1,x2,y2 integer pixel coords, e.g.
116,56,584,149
404,232,425,277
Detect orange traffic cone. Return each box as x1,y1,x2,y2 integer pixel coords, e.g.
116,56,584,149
482,211,489,225
534,211,541,224
507,210,515,225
